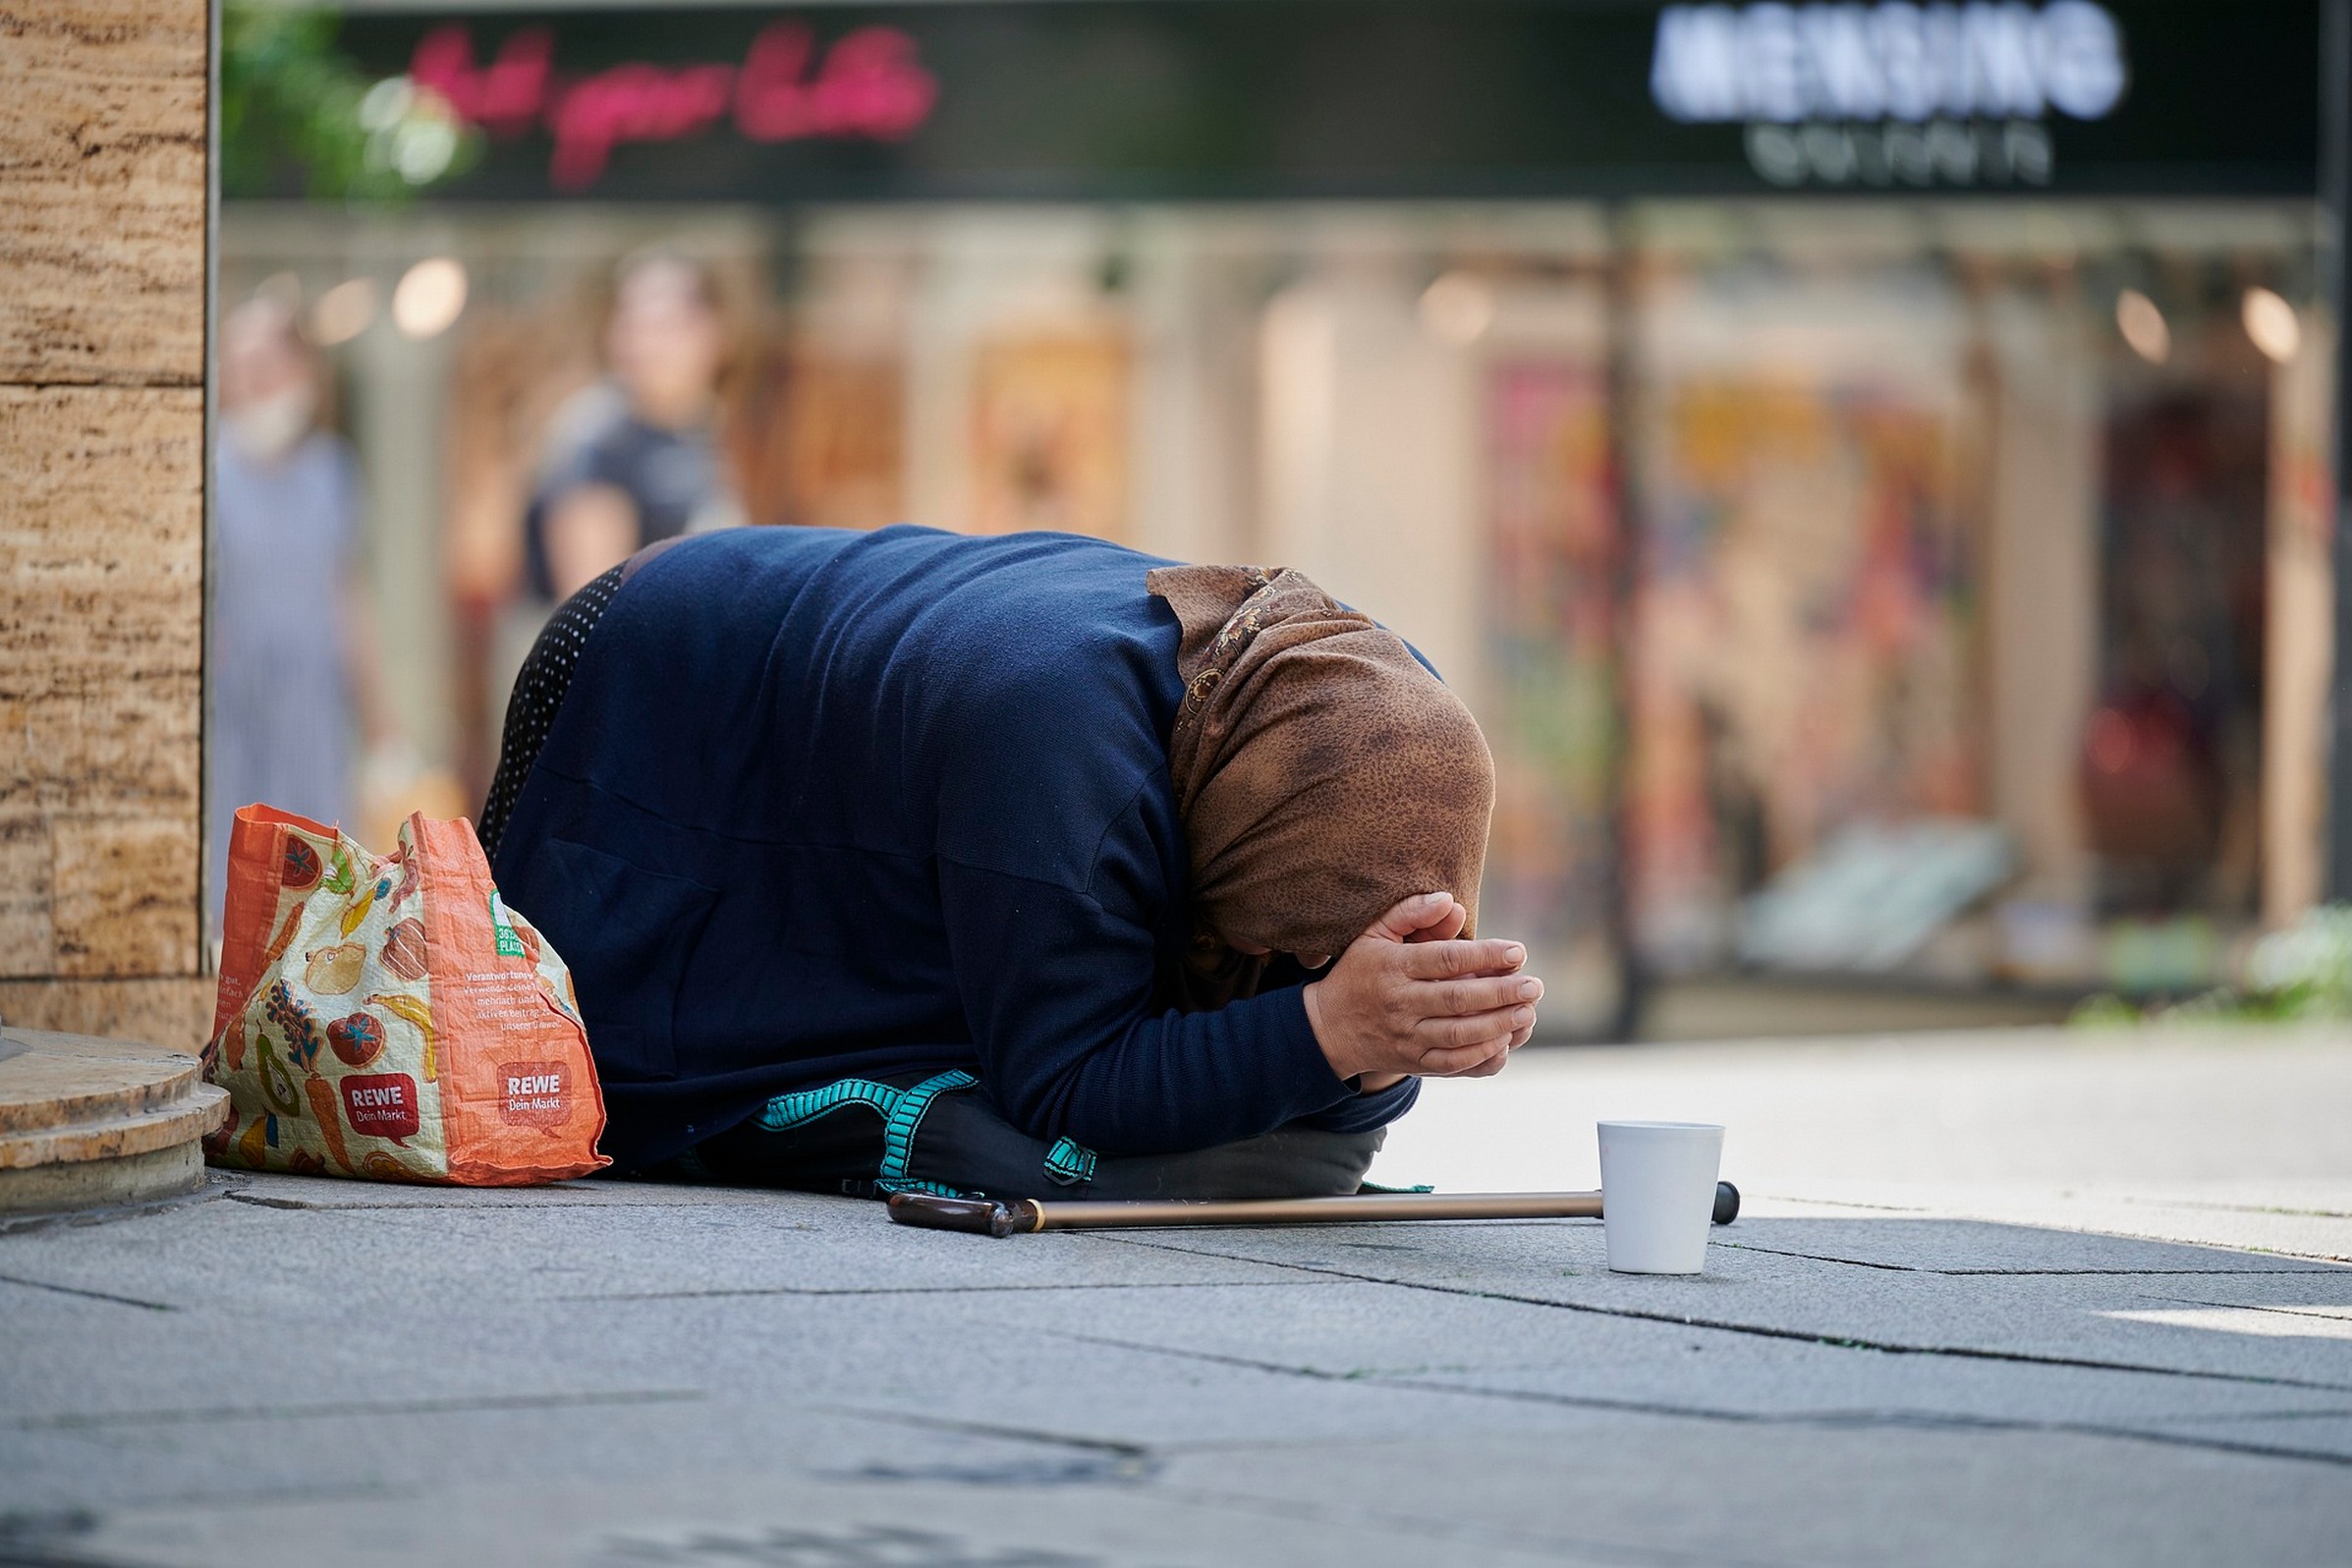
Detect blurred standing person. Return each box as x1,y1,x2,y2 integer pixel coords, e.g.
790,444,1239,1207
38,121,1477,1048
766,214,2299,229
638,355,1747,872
207,295,394,941
526,252,742,602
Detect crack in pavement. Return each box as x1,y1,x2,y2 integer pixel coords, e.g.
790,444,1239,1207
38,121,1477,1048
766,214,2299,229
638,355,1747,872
1713,1242,2348,1276
2146,1403,2352,1426
567,1279,1313,1302
1041,1325,2352,1470
2121,1292,2352,1341
2122,1197,2352,1221
1091,1234,2352,1394
220,1192,797,1216
812,1402,1159,1484
0,1273,174,1313
813,1403,1153,1460
4,1388,703,1432
0,1188,227,1240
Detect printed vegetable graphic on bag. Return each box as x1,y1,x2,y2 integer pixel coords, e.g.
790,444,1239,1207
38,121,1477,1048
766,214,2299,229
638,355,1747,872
204,804,608,1185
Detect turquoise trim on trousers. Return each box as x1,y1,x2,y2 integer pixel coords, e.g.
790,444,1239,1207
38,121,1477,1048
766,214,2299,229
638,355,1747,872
756,1069,982,1197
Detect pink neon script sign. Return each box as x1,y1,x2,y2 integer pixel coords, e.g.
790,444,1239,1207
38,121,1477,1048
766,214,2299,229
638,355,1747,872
410,22,939,190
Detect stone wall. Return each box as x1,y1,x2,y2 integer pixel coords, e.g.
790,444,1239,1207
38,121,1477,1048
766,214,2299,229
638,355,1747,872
0,0,214,1047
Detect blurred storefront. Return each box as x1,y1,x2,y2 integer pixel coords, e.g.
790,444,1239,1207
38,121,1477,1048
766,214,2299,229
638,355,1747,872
221,0,2332,1036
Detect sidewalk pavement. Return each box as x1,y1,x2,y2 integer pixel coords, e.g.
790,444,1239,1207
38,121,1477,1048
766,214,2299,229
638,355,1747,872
3,1024,2348,1567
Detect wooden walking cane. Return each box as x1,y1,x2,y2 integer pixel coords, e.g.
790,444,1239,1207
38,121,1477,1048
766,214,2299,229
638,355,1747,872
887,1181,1741,1237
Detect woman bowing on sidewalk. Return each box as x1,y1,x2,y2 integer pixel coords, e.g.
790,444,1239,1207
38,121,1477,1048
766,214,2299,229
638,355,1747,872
479,526,1540,1200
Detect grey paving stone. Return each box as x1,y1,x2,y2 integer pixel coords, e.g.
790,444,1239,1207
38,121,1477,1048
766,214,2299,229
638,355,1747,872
1157,1426,2352,1568
1,1283,1596,1511
61,1466,1618,1568
1749,1186,2352,1263
6,1029,2349,1566
1707,1216,2352,1273
943,1275,2352,1460
0,1183,1306,1316
45,1417,2352,1568
1091,1220,2352,1385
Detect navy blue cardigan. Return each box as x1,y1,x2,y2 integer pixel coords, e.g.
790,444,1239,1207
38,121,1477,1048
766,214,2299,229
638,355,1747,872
491,525,1417,1172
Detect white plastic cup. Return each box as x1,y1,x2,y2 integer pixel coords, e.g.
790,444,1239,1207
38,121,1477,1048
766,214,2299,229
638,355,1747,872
1597,1121,1725,1274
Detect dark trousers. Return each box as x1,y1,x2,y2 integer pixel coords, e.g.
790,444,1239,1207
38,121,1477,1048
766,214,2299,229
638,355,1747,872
692,1071,1384,1203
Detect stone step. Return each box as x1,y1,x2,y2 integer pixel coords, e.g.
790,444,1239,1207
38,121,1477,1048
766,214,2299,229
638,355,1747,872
0,1026,229,1213
0,1081,229,1169
0,1029,207,1134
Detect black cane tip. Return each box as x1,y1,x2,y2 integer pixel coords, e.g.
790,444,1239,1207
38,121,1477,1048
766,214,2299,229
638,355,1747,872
1712,1181,1741,1226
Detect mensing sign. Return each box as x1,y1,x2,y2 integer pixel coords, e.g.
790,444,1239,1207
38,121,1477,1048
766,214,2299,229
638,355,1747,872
1651,1,2129,125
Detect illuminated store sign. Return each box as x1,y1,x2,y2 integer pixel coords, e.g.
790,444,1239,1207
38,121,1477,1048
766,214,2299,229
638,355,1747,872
1651,1,2131,187
306,1,2311,204
410,23,934,190
1651,3,2128,126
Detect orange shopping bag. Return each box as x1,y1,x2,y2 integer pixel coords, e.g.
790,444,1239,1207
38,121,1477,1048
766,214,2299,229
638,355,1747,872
203,805,608,1185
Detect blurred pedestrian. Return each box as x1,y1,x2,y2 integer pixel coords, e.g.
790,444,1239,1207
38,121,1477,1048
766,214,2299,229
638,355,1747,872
524,252,742,603
207,295,394,941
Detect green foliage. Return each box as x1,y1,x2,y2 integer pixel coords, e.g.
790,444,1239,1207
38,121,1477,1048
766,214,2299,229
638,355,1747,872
2070,905,2352,1027
2067,992,2142,1029
2234,905,2352,1019
223,3,477,201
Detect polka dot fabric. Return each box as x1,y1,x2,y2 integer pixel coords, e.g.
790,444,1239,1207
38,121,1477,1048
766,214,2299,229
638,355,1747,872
478,564,627,860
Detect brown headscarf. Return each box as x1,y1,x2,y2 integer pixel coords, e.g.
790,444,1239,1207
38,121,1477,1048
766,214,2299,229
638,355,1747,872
1148,564,1495,1001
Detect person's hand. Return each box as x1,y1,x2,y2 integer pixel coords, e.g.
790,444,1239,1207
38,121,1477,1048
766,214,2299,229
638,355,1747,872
1377,892,1540,1078
1302,892,1542,1092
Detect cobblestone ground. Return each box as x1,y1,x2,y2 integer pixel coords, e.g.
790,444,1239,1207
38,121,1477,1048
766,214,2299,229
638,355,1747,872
4,1025,2348,1567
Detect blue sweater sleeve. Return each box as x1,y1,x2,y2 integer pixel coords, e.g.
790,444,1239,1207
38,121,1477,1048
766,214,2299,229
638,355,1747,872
937,843,1417,1154
1299,1072,1419,1135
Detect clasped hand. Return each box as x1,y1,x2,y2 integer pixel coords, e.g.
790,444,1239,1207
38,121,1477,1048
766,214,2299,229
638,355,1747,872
1302,891,1541,1092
